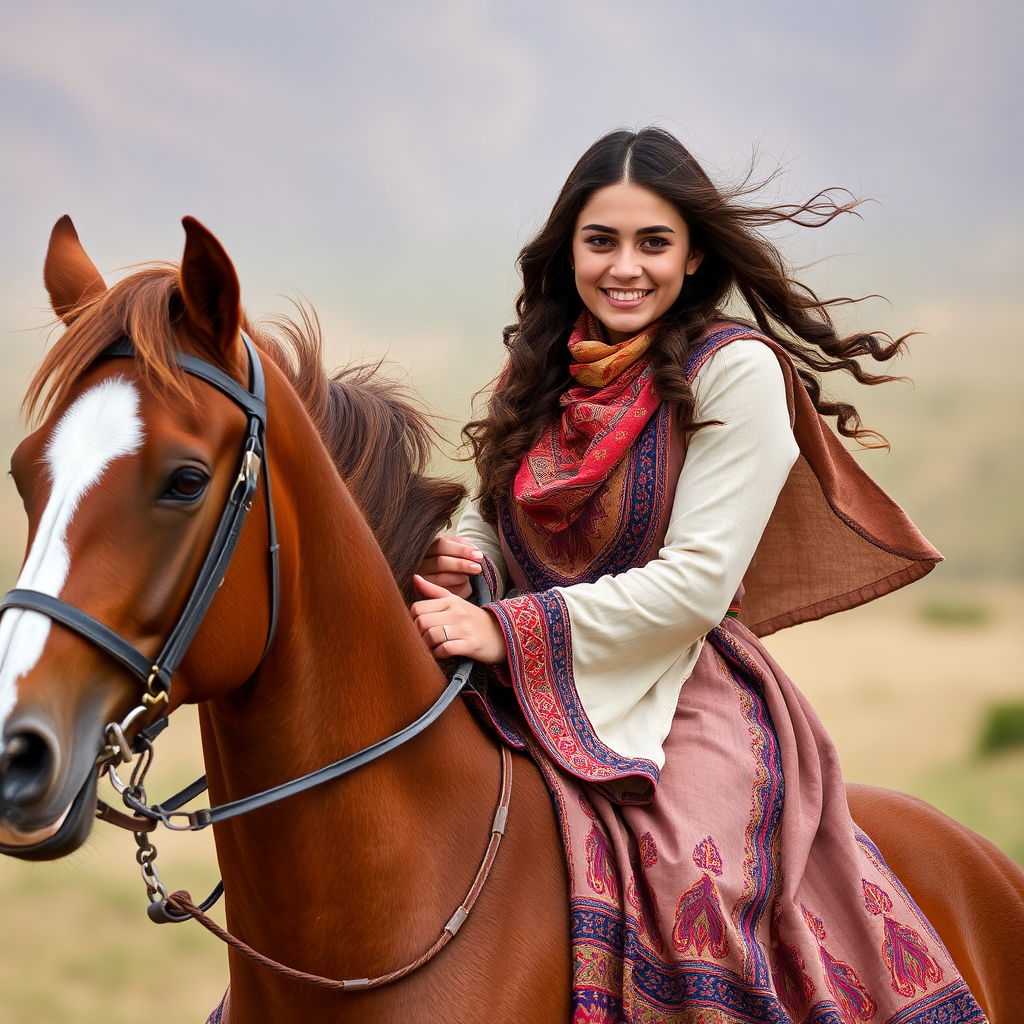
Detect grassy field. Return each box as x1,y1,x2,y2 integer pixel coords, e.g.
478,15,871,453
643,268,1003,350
0,576,1021,1023
762,577,1024,861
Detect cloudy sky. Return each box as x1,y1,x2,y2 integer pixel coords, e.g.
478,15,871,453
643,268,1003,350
0,0,1021,571
3,1,1021,354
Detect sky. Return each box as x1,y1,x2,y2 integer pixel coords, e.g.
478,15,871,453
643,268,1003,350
0,0,1021,572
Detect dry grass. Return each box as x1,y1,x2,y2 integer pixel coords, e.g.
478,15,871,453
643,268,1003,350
762,576,1024,858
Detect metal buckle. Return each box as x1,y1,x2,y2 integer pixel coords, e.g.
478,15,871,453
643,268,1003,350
98,704,149,768
232,449,262,509
143,665,168,707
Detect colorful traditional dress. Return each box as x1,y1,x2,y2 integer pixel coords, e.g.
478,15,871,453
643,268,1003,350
459,319,986,1023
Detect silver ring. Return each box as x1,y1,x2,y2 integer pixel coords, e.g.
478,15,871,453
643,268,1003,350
442,626,450,642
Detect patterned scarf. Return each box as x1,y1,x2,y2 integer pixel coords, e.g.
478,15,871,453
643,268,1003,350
513,312,660,532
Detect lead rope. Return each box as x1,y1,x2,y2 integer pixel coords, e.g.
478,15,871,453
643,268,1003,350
165,745,512,991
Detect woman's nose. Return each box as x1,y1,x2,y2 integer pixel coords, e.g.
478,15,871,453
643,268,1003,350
610,256,643,280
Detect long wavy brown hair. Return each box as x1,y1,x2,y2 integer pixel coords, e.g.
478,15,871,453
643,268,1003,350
464,127,908,524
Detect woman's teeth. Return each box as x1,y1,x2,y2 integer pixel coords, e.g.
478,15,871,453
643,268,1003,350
603,289,651,301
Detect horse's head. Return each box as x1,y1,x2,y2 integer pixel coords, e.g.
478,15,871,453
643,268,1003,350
0,217,275,859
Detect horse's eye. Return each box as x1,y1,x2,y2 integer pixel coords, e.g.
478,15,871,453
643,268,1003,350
163,467,209,502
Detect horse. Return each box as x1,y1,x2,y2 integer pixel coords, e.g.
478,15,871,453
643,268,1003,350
0,215,1020,1023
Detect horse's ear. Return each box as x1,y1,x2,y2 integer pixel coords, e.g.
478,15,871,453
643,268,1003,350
43,216,107,324
179,216,244,372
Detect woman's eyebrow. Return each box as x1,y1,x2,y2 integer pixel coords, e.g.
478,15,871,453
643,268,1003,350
579,224,676,235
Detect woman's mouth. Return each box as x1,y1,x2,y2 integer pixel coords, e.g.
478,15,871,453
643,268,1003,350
600,288,652,309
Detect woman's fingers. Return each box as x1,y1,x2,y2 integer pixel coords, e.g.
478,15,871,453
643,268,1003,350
413,539,485,598
420,555,482,577
423,535,484,561
439,535,485,560
413,574,454,600
410,586,508,665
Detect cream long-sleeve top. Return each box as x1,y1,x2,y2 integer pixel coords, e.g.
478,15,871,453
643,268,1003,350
457,339,800,770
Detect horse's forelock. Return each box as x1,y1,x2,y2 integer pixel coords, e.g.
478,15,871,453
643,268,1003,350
26,271,465,597
25,266,191,425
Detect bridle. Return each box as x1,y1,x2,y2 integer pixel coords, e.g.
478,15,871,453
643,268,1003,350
0,334,505,988
1,332,280,713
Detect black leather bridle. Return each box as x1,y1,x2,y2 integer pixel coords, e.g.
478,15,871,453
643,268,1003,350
0,332,476,922
0,332,280,707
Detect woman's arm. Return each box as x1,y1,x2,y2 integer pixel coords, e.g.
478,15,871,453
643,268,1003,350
558,339,798,676
485,339,799,764
412,340,799,748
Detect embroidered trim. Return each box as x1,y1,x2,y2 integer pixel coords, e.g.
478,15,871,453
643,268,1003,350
802,905,878,1021
861,880,943,998
726,650,785,990
206,994,227,1024
500,404,670,591
486,589,660,787
854,830,955,964
884,981,987,1024
480,553,502,601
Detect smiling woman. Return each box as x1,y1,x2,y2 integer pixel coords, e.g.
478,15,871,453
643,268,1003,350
410,127,1002,1021
571,184,703,344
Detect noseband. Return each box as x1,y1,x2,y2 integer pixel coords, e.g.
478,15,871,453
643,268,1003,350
0,332,280,709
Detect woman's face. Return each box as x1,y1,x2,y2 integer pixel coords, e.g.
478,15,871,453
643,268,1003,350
571,183,703,344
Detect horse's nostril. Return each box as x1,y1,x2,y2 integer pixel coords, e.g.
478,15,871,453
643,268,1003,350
0,731,55,806
3,735,30,762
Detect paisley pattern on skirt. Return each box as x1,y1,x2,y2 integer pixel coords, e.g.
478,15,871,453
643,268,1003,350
495,625,988,1022
476,358,986,1021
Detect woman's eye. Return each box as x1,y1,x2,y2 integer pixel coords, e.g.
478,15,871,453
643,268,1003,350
641,237,670,250
163,467,209,502
585,235,614,248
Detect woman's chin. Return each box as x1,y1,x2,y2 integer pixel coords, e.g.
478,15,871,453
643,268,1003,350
589,303,658,341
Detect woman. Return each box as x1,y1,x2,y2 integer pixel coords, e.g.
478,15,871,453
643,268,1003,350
411,128,985,1022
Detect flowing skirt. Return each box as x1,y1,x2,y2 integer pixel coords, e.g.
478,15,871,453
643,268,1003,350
510,619,986,1023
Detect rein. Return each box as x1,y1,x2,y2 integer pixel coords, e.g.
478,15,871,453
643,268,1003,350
168,745,512,991
0,334,503,988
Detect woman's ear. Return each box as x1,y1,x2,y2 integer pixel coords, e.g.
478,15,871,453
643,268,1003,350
686,249,705,275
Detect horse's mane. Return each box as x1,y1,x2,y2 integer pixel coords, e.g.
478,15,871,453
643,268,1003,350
25,265,466,603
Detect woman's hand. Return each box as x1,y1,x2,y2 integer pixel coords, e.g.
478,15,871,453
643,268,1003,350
412,575,508,664
414,535,485,599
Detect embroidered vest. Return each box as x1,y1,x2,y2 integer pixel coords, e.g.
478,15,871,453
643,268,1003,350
498,323,941,636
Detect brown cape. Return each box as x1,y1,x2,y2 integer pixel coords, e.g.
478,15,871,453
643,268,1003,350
692,332,942,637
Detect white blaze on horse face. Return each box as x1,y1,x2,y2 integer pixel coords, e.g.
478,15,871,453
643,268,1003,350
0,378,144,733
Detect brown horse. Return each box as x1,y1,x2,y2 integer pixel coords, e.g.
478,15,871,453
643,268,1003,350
0,216,1020,1023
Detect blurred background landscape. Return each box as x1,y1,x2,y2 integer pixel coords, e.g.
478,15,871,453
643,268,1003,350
0,0,1021,1020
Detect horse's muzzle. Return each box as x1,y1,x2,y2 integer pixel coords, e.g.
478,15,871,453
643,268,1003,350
0,718,99,860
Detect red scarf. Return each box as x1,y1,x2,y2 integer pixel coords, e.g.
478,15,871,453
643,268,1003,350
512,313,660,532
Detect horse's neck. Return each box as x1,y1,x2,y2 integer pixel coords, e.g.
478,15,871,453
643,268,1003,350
197,371,498,986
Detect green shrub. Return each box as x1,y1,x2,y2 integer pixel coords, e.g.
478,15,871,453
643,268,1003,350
979,701,1024,755
919,598,991,626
